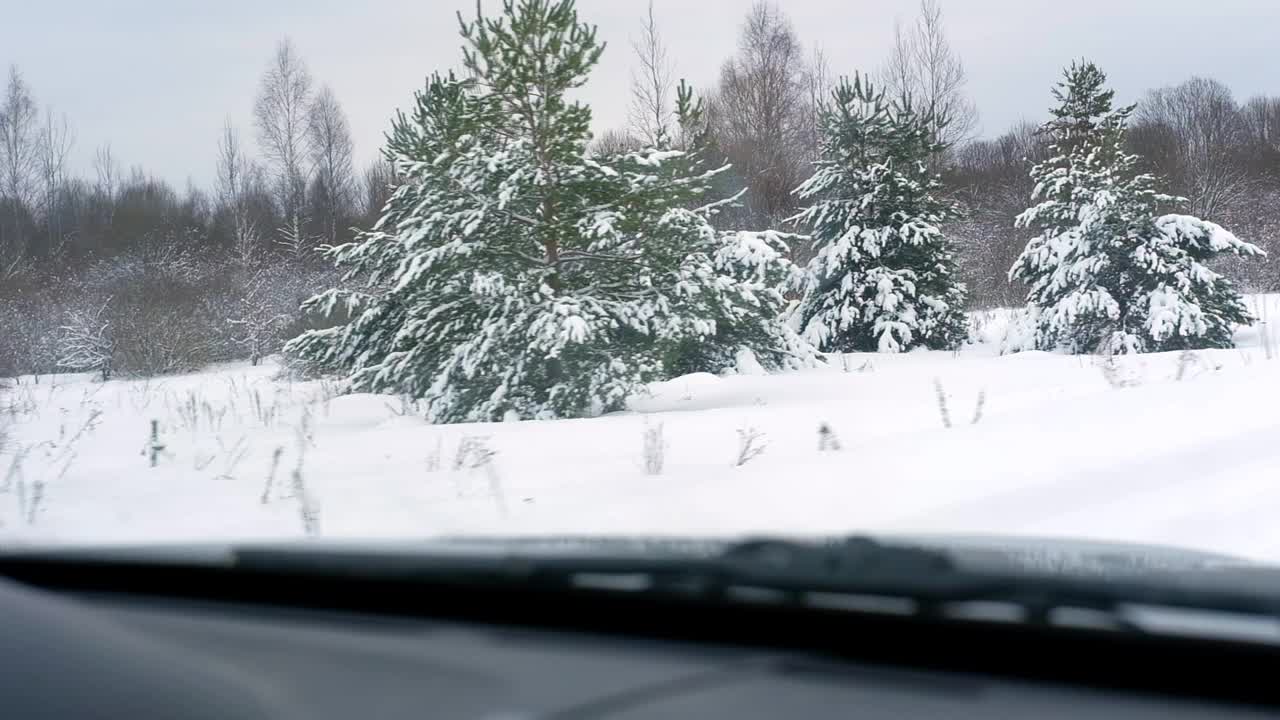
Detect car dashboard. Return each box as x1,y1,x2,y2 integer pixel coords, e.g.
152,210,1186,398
2,574,1275,720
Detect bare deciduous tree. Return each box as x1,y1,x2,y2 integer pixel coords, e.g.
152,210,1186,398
880,0,977,150
254,38,314,223
36,108,74,247
306,86,355,244
215,120,250,212
1134,77,1252,219
591,128,643,157
627,0,675,147
361,158,397,219
1243,96,1280,153
216,120,275,265
93,143,120,201
800,47,832,161
229,213,260,273
226,219,288,366
1,66,39,260
0,67,38,205
947,121,1047,307
710,1,812,229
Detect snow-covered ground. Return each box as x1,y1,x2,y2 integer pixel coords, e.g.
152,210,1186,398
3,295,1280,561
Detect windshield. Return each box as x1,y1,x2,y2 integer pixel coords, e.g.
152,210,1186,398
1,0,1278,577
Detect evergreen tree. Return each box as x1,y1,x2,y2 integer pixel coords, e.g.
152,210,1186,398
790,74,968,354
286,0,810,423
1011,61,1262,354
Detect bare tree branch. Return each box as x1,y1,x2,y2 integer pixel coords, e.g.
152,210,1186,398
709,1,812,228
1134,77,1253,219
93,143,120,200
36,107,74,246
627,0,675,147
254,38,314,222
306,85,356,244
879,0,977,150
0,65,39,262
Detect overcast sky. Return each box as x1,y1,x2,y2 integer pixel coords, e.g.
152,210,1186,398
2,0,1276,189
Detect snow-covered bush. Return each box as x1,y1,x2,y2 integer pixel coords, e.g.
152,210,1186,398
224,224,298,367
1011,61,1262,355
998,307,1040,356
790,74,968,354
57,300,116,381
0,275,65,377
116,304,221,377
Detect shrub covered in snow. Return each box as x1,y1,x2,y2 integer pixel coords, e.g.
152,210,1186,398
57,300,116,381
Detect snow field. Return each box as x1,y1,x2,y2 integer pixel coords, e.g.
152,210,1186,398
2,295,1280,561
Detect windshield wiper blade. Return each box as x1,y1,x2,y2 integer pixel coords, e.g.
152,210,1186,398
222,535,1265,609
10,536,1280,639
718,537,960,589
224,535,987,602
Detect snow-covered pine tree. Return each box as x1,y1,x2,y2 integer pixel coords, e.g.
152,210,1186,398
648,82,814,377
790,74,968,354
285,0,809,422
1011,61,1262,354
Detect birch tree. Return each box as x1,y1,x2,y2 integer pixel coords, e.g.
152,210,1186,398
254,39,314,225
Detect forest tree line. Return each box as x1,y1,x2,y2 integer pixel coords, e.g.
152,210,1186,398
3,0,1279,380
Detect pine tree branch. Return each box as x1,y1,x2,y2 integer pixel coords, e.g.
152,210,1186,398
556,250,642,266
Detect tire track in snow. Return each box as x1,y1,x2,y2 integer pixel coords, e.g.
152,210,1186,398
896,423,1280,545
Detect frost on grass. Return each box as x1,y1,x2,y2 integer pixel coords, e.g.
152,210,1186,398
971,390,987,426
642,419,665,475
260,446,285,504
933,380,986,428
1099,357,1144,389
817,422,842,451
932,379,953,429
451,436,507,518
1,394,101,528
735,426,767,467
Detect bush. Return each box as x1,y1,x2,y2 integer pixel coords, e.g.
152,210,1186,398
0,245,338,381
